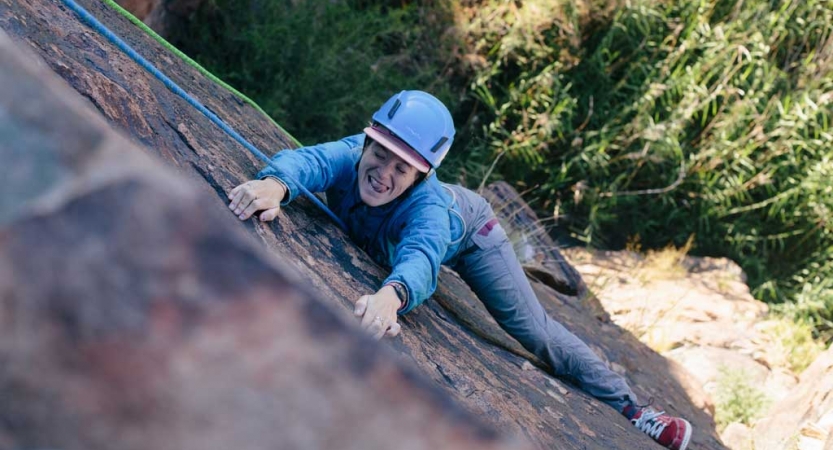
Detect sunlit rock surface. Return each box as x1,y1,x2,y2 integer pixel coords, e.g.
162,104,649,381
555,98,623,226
753,348,833,450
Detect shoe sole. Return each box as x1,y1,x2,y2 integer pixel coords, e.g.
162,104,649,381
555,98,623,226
678,419,693,450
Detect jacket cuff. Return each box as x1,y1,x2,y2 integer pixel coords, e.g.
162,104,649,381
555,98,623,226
259,175,292,206
384,281,410,314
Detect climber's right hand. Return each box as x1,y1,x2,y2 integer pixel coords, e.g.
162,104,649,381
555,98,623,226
228,178,287,222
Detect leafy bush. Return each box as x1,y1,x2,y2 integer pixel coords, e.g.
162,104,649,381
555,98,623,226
714,366,770,430
759,316,826,374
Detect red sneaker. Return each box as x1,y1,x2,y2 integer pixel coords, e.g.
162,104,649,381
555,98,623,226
622,405,692,450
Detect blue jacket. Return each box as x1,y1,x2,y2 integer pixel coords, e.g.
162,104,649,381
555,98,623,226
257,134,465,314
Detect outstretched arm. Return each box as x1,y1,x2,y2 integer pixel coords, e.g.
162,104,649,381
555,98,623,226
228,134,364,221
352,201,451,339
256,134,363,204
383,203,451,314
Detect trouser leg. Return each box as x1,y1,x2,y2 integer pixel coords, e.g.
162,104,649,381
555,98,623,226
450,194,637,412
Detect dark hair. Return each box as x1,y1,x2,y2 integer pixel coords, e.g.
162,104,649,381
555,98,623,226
357,138,427,187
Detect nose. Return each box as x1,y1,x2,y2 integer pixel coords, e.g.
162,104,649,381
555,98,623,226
379,161,397,180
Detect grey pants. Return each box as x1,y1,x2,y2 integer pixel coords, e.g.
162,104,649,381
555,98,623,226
444,185,637,412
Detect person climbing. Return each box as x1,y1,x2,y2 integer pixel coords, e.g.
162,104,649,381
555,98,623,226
227,90,693,450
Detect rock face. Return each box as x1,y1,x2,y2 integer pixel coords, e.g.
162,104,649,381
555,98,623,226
752,348,833,450
564,232,833,450
564,248,796,411
0,1,727,449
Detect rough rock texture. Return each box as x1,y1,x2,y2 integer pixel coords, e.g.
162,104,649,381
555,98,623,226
720,423,754,450
752,348,833,450
115,0,204,37
0,30,528,450
0,1,726,448
564,248,797,411
564,240,833,450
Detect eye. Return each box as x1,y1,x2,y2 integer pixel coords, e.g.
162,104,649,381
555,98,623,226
374,151,386,160
396,165,408,174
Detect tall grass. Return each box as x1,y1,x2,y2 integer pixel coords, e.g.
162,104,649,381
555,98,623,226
461,0,833,341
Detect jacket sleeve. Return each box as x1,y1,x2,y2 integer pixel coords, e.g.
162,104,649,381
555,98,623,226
383,201,451,315
257,134,364,204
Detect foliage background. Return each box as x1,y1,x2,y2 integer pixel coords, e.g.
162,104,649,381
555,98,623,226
172,0,833,343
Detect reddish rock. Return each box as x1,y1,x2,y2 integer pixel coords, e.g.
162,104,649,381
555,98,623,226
114,0,160,20
0,1,728,448
720,423,753,450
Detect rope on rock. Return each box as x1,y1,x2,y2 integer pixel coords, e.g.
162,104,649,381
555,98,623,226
97,0,300,148
60,0,347,231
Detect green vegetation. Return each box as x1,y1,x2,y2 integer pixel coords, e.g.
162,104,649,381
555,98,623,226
714,366,770,430
171,0,461,146
760,316,827,373
173,0,833,343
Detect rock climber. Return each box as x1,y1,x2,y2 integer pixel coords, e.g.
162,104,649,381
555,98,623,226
227,90,693,450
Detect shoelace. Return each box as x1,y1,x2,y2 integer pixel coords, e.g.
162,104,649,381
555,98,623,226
632,408,668,439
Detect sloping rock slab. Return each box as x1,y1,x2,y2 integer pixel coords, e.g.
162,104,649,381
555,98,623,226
0,1,725,448
0,30,530,450
753,347,833,450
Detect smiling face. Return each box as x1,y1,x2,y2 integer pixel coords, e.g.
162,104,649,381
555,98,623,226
357,140,422,207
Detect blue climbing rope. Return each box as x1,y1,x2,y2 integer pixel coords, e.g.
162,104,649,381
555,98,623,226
60,0,348,231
